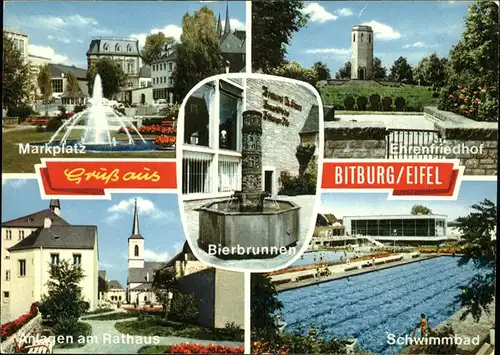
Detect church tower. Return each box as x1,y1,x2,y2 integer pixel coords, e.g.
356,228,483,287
223,2,231,35
351,25,373,80
49,199,61,216
128,199,144,269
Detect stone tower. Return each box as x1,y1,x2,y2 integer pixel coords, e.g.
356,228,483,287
351,25,374,80
128,199,144,269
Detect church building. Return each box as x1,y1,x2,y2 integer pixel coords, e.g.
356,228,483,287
126,199,163,305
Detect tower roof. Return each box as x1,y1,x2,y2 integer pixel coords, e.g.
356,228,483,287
224,2,231,35
217,13,223,38
352,25,373,32
129,199,143,240
49,199,61,210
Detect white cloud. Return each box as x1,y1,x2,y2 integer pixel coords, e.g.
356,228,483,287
47,35,71,44
28,44,68,63
106,197,173,224
402,41,437,49
305,48,350,55
302,3,338,23
144,249,169,262
131,24,183,48
2,179,28,188
336,8,354,17
229,18,246,31
362,20,401,40
30,14,98,29
173,242,184,254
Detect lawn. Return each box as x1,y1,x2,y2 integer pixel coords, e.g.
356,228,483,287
1,127,175,173
81,310,141,320
320,84,440,112
115,317,244,342
49,322,92,349
138,345,171,354
83,307,115,316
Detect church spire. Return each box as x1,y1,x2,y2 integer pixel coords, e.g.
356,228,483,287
217,13,222,38
129,199,143,239
223,1,231,35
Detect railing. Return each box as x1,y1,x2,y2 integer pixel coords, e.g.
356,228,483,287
182,152,213,194
218,155,241,193
386,129,444,159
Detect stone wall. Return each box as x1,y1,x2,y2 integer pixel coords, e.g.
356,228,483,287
246,78,319,188
324,121,387,159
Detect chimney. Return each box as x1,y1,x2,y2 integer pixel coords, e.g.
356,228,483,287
44,217,52,229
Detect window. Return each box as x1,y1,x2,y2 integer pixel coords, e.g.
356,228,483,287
18,260,26,276
369,34,372,43
183,84,213,147
361,33,364,42
103,43,109,52
52,79,63,93
219,91,239,151
141,81,146,88
127,60,135,74
3,292,9,298
353,34,355,42
5,255,10,260
127,44,132,52
115,44,121,52
128,82,133,88
134,245,139,257
168,78,173,85
168,62,173,72
19,230,25,240
73,254,82,265
5,270,10,281
5,230,12,240
50,253,60,266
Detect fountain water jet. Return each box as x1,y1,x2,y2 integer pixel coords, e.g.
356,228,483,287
46,74,153,151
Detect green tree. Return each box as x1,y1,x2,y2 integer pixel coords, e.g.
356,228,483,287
37,64,53,117
252,1,308,72
66,71,80,101
411,205,432,215
447,0,498,95
335,61,351,80
141,32,176,65
414,53,448,89
373,57,387,80
312,61,330,81
389,56,413,83
2,34,31,110
173,7,223,99
87,57,126,99
39,260,90,336
251,274,283,339
270,61,319,86
152,265,177,318
456,199,496,322
98,275,108,300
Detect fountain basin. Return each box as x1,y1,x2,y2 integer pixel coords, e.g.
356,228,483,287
197,199,300,259
30,139,163,152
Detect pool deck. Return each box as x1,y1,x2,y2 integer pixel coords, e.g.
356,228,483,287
275,254,440,292
400,301,495,354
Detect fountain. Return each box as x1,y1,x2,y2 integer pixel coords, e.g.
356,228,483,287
197,110,300,259
44,74,155,152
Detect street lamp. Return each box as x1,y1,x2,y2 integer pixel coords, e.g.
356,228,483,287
393,229,397,252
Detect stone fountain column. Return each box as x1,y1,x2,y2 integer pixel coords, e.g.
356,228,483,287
235,110,269,212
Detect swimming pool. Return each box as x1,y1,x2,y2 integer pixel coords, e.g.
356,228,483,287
278,256,479,354
291,251,356,267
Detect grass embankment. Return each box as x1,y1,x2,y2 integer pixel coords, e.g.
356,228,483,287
320,84,439,112
82,310,141,321
2,128,175,173
115,317,244,342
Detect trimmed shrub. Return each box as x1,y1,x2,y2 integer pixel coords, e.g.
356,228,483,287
395,97,406,111
278,171,316,196
343,96,355,110
369,94,381,111
46,118,63,132
7,105,34,120
169,292,199,324
382,97,393,111
74,105,86,113
356,96,368,110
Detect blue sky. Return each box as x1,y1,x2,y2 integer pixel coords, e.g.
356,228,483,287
2,178,184,288
4,1,246,69
287,1,471,73
320,181,497,221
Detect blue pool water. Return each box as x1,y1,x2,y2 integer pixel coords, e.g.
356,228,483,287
291,251,356,267
278,256,478,354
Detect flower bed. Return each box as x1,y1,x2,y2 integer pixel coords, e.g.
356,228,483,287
168,343,244,354
1,302,39,341
154,135,176,146
119,125,176,135
121,305,163,312
419,248,459,254
439,84,497,121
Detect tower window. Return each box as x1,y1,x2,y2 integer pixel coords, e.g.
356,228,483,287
134,245,139,257
361,33,364,42
353,34,355,42
115,44,121,52
19,259,26,276
369,34,372,43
